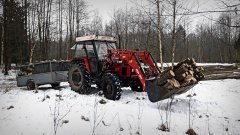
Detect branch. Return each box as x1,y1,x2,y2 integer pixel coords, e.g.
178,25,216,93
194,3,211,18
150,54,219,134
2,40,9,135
221,1,240,8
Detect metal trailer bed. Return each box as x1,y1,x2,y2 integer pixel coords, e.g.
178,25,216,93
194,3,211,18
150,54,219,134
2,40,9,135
16,61,70,89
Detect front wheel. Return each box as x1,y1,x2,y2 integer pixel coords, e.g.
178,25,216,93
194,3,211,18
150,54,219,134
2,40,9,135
130,79,143,92
102,73,122,100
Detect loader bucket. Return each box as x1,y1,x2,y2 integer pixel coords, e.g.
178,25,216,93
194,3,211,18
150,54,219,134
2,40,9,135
146,80,196,102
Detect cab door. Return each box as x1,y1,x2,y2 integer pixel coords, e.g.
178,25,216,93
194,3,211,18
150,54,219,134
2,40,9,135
85,41,98,74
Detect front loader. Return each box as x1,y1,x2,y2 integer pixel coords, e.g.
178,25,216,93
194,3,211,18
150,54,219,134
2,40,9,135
68,35,204,102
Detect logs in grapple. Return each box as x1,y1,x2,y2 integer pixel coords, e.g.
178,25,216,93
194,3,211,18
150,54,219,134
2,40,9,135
155,58,204,90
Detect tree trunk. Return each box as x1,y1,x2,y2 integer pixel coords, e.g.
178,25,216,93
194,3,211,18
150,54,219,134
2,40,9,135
156,0,163,71
3,0,8,75
171,0,176,67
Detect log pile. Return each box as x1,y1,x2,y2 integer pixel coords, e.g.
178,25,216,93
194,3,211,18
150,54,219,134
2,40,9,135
154,58,204,90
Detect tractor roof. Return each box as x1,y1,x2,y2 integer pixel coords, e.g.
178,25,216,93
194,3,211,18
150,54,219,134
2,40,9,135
76,35,116,42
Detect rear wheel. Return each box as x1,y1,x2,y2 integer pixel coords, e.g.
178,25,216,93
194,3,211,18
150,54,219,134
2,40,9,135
26,79,35,90
130,79,143,92
68,64,91,94
102,73,122,100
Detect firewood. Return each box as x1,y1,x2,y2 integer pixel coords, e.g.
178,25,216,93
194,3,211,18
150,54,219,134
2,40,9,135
171,78,180,88
188,58,196,67
175,72,187,82
194,72,204,80
174,64,188,75
154,70,175,85
188,70,194,76
198,67,204,71
163,78,180,90
184,75,197,83
193,68,199,73
181,75,197,87
164,79,173,90
161,67,172,74
174,58,191,69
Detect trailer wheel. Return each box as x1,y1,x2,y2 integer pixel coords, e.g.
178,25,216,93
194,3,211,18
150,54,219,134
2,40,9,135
51,83,60,88
68,64,91,94
130,79,143,92
26,79,35,90
102,73,122,100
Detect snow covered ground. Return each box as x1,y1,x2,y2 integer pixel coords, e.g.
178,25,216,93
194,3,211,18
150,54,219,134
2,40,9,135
0,71,240,135
157,63,236,68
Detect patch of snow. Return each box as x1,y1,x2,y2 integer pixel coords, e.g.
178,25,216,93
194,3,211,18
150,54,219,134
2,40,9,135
196,63,234,67
157,62,235,68
0,71,240,135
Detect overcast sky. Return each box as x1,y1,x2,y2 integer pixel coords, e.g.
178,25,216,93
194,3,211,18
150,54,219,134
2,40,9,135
87,0,239,28
87,0,129,23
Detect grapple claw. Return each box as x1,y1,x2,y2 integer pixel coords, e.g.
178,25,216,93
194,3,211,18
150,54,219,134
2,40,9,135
146,80,196,102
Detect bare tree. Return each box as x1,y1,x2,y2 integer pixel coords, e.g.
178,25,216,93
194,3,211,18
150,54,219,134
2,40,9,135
156,0,164,70
170,0,176,67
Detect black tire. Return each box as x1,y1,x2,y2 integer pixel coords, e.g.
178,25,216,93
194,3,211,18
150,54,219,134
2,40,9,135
26,79,35,90
51,83,60,88
68,63,91,94
102,73,122,100
130,79,143,92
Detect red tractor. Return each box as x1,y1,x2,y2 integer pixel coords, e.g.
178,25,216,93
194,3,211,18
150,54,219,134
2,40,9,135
68,35,202,102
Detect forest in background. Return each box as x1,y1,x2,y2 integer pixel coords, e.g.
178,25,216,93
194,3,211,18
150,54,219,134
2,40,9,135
0,0,239,72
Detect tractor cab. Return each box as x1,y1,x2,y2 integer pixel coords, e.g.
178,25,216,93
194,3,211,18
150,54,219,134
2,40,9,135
70,35,117,75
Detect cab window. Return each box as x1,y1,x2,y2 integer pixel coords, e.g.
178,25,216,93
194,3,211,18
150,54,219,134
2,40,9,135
95,41,117,60
73,43,86,58
85,42,95,57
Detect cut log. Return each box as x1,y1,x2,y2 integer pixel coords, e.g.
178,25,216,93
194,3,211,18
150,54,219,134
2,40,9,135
188,58,196,67
174,58,191,69
194,72,204,80
188,70,194,76
175,72,187,82
160,67,172,75
198,67,204,71
171,78,180,88
155,58,204,90
193,68,199,73
181,75,197,87
164,79,173,90
174,64,188,75
163,78,180,90
184,75,197,83
154,70,175,85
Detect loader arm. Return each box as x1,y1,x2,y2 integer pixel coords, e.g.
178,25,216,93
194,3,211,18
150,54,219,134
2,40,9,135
107,49,202,103
107,49,148,91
